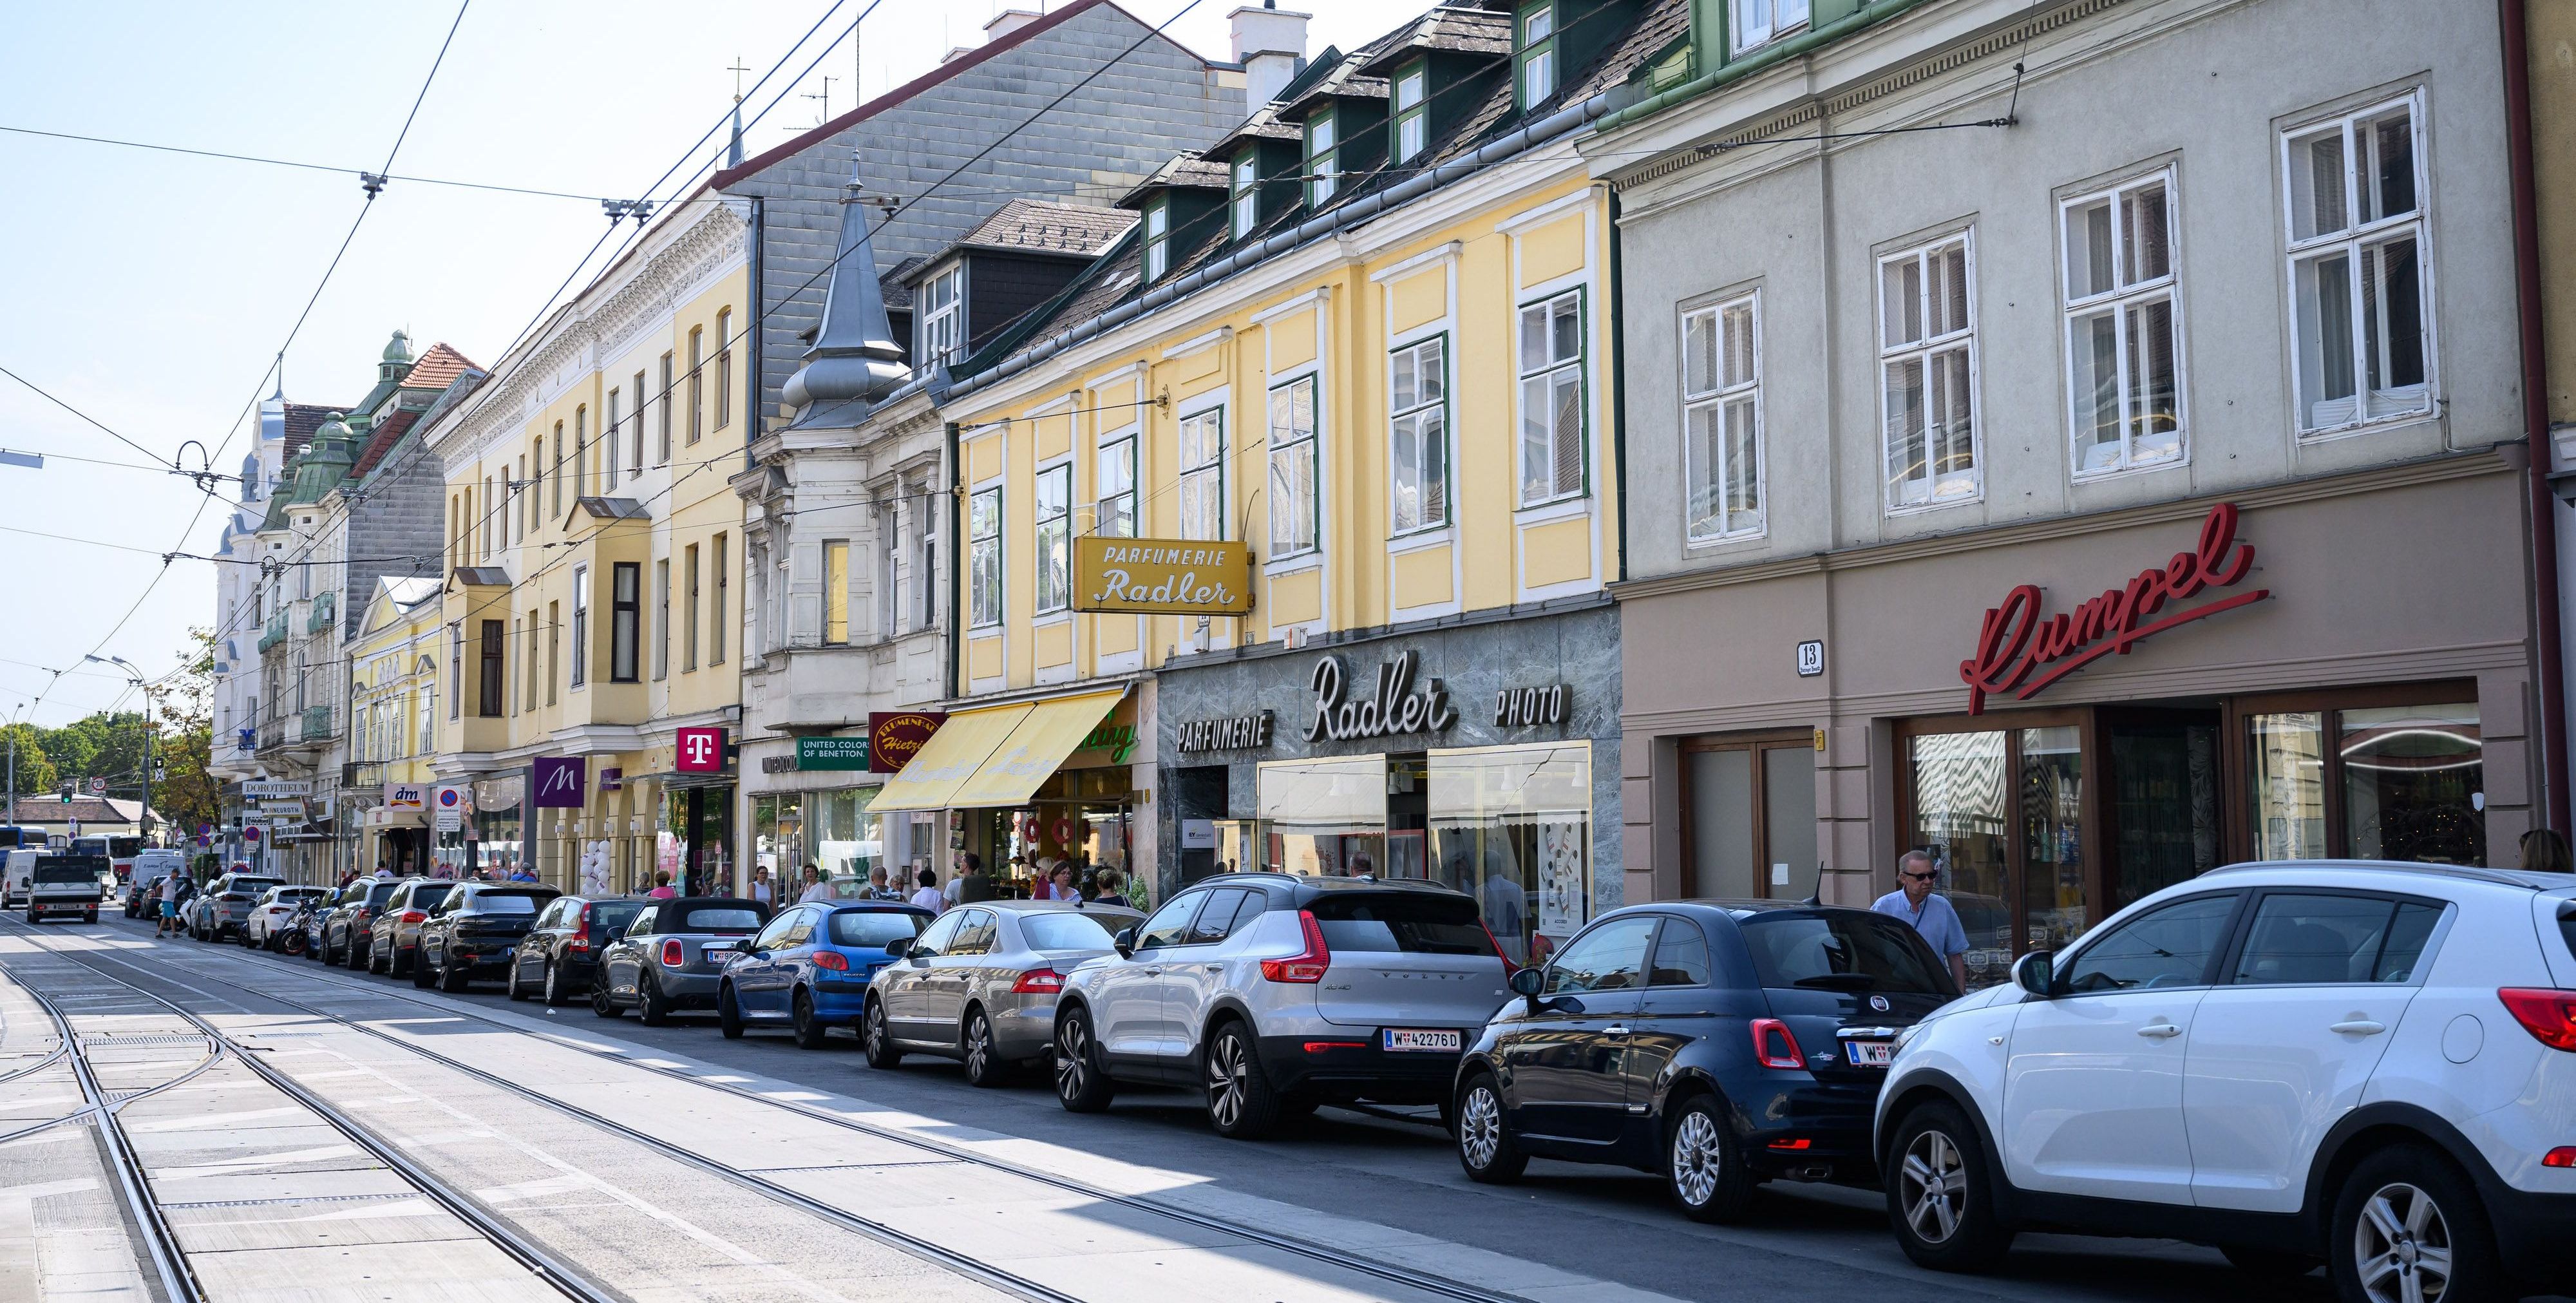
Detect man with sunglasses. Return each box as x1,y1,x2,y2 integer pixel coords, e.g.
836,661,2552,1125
1873,850,1970,991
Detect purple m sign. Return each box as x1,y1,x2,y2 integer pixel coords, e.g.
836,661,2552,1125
531,757,586,808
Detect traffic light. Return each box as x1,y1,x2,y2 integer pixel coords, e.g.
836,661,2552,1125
59,785,71,804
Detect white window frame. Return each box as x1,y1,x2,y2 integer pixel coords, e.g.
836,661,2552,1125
1306,111,1338,207
1144,202,1170,281
918,265,965,368
968,486,1002,629
1515,288,1587,508
1231,153,1259,240
1179,406,1227,541
2061,167,2186,478
569,565,589,689
1388,335,1450,535
1095,430,1138,538
2280,90,2436,438
1267,374,1320,558
1519,3,1556,108
1681,291,1765,543
1731,0,1810,55
1877,229,1982,513
1392,64,1428,164
1033,461,1072,616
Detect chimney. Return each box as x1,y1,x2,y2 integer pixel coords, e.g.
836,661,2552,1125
1229,3,1311,108
984,9,1043,42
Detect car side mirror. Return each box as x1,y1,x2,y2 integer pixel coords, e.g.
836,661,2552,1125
1508,967,1546,998
1113,926,1137,959
733,937,755,953
2013,949,2056,998
882,937,909,960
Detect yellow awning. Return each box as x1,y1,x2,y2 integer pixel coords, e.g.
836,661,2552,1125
946,689,1128,808
866,703,1033,813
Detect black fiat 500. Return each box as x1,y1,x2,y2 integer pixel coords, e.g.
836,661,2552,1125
1453,901,1957,1222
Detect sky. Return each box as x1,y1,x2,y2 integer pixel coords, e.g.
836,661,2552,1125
0,0,1388,728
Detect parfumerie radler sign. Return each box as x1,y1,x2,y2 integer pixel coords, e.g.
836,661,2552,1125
1074,537,1253,615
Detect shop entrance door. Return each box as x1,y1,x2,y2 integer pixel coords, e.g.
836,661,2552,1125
1679,734,1817,900
2101,709,2222,915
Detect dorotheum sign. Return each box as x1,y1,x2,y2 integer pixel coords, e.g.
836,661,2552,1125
1074,537,1253,615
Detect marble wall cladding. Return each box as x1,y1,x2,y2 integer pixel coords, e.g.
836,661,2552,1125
1153,602,1624,917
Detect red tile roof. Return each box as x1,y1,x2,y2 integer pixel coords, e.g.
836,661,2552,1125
402,342,477,394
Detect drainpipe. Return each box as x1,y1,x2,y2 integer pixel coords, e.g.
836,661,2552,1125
2501,0,2570,834
1607,184,1629,585
944,421,962,703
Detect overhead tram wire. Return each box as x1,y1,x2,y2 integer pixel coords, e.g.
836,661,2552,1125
0,123,636,205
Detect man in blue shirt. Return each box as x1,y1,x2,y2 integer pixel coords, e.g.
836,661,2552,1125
1873,850,1969,991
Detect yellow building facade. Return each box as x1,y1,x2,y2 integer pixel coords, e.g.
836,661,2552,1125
345,577,444,873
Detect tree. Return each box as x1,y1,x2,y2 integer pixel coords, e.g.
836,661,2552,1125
150,630,220,840
0,723,57,816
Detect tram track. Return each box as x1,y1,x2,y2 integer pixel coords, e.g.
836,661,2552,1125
69,913,1537,1303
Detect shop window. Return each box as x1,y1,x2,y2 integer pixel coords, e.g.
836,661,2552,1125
1179,408,1226,540
1390,337,1448,533
1879,232,1978,509
1517,290,1586,506
1428,741,1591,966
1095,433,1137,537
1267,376,1318,558
969,487,1002,628
610,562,639,681
810,787,882,880
1259,754,1388,878
824,540,851,644
1903,726,2065,989
2063,170,2183,475
1682,293,1763,541
2247,699,2483,866
1035,462,1072,614
1681,734,1814,901
2284,93,2432,435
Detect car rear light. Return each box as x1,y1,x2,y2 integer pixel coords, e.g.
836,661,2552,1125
1750,1018,1805,1070
1766,1137,1812,1151
1479,921,1519,976
567,935,590,955
2544,1147,2576,1169
399,910,426,924
2499,988,2576,1051
1262,910,1331,984
1010,967,1063,993
813,951,849,972
660,939,685,967
1303,1040,1367,1053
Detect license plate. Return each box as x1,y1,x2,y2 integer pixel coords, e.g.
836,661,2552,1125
1382,1028,1462,1053
701,944,736,963
1844,1040,1895,1068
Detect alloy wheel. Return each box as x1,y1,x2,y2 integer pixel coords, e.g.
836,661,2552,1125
1900,1129,1969,1244
1056,1018,1088,1099
1206,1031,1246,1130
1671,1109,1727,1207
1459,1085,1504,1170
967,1014,990,1078
2353,1181,2454,1303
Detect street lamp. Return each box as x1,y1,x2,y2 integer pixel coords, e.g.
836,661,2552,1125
84,655,155,848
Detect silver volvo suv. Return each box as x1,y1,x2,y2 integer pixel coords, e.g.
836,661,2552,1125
1051,873,1517,1138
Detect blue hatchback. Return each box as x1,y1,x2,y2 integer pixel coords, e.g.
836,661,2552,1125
717,901,933,1048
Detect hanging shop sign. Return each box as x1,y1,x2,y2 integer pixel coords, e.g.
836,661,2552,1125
1493,684,1569,728
676,726,728,773
258,800,306,817
1176,710,1274,754
869,712,947,774
242,780,311,799
531,757,587,808
1959,501,2269,714
1307,649,1457,743
1073,537,1254,615
383,783,427,810
795,736,873,771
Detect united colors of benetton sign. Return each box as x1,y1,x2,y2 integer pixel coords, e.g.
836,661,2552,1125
1074,538,1253,615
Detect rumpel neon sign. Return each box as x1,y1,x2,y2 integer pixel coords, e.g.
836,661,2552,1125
1959,502,2269,714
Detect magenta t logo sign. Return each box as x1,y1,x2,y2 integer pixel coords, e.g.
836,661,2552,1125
531,757,586,808
676,727,727,774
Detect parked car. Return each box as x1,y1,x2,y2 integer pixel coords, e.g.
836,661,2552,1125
366,877,455,976
1049,874,1515,1138
1452,902,1954,1221
322,878,403,967
591,897,769,1024
506,895,647,1005
191,871,281,941
1875,860,2576,1298
129,849,185,907
124,871,169,919
2,848,36,908
243,885,328,950
717,902,933,1049
860,901,1113,1083
412,881,560,991
24,855,108,924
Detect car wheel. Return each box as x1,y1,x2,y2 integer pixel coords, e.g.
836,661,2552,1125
507,962,529,1002
2221,1245,2322,1281
368,941,387,974
411,948,437,987
437,954,468,993
718,984,746,1039
1886,1101,2013,1273
862,998,903,1069
352,937,373,971
638,973,670,1026
962,1008,1004,1088
1053,1005,1114,1112
1666,1094,1757,1224
2329,1145,2497,1303
784,989,826,1049
592,975,621,1018
1455,1073,1526,1183
1202,1020,1280,1140
542,961,568,1007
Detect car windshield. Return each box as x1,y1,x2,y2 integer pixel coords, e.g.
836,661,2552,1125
828,911,929,948
678,906,762,933
1307,892,1492,955
466,892,548,913
1737,911,1955,996
1018,911,1117,951
589,901,643,930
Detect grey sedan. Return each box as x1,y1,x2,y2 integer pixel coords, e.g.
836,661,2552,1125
592,896,770,1025
862,900,1125,1087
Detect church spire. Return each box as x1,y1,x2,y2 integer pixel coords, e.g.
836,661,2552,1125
781,157,907,410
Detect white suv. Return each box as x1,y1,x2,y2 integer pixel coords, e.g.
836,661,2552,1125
1875,861,2575,1301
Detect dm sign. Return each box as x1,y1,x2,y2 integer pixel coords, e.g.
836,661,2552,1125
1074,537,1253,615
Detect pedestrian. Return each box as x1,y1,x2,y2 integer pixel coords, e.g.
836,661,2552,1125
1086,869,1120,905
1873,850,1971,991
156,867,182,937
1045,862,1077,902
955,853,995,904
509,864,538,884
2519,827,2573,873
798,862,835,904
908,866,945,913
647,869,678,900
373,862,395,880
752,873,772,906
865,865,893,900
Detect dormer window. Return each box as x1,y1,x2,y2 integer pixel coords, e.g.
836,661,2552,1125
1232,153,1260,239
1519,3,1557,108
1307,111,1339,206
1145,202,1170,280
918,265,963,366
1731,0,1810,55
1392,64,1428,163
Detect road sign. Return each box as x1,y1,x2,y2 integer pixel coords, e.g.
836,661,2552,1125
87,777,106,795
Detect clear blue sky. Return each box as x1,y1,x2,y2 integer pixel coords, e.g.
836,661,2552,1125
0,1,1381,727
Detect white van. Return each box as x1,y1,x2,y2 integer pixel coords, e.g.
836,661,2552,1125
3,850,38,908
